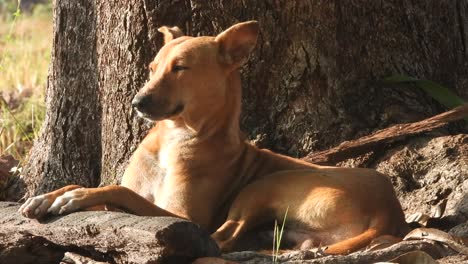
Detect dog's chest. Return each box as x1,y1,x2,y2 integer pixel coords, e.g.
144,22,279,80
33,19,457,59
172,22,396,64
158,128,194,170
154,130,217,213
158,141,177,170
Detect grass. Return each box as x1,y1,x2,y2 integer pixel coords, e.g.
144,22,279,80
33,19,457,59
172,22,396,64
272,206,288,263
0,1,52,163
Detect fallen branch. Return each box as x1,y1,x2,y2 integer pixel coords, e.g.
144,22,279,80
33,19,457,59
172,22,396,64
303,104,468,165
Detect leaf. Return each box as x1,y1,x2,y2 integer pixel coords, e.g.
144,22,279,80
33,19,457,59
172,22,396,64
385,75,466,110
405,212,431,227
13,9,21,18
431,199,447,219
405,199,447,227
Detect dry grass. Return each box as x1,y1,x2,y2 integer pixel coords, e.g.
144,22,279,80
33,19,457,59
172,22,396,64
0,2,52,162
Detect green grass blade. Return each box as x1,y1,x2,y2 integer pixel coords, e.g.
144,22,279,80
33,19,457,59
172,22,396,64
273,220,276,262
276,207,289,254
385,75,465,110
272,207,289,263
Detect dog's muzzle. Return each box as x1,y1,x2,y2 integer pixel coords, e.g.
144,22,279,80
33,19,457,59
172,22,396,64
132,95,152,112
132,95,184,121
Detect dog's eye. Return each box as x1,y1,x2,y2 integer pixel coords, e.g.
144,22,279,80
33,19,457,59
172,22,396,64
171,65,189,73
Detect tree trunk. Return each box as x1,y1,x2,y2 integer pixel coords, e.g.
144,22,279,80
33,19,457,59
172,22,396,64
96,0,192,185
22,0,101,198
190,1,468,156
20,1,467,196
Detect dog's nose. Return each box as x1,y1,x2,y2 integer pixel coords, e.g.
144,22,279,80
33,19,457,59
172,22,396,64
132,95,152,110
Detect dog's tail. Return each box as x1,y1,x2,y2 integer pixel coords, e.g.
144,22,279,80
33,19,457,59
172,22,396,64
324,210,402,255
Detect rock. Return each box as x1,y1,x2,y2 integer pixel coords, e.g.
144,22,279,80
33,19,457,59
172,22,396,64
339,134,468,229
374,134,468,226
192,257,239,264
0,202,219,264
220,240,448,263
437,254,468,264
61,252,109,264
449,222,468,238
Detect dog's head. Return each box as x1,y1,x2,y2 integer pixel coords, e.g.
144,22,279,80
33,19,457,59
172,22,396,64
132,21,259,123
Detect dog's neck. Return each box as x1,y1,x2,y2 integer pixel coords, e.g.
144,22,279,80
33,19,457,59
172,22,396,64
160,70,244,148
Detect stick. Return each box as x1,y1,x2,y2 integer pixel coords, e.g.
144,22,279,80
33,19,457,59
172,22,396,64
303,104,468,165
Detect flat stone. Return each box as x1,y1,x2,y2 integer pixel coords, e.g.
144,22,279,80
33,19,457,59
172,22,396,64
0,202,219,264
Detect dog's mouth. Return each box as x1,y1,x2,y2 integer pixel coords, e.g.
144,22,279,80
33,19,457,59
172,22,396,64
136,103,184,121
165,103,185,118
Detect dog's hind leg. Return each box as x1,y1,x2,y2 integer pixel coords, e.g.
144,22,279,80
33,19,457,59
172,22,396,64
323,211,389,254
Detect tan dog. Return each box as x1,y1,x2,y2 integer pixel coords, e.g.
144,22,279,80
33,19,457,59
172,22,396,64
19,21,408,254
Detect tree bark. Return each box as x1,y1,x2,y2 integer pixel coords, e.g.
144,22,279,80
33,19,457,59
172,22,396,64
304,104,468,165
96,0,192,184
21,1,468,195
22,0,101,197
189,1,468,156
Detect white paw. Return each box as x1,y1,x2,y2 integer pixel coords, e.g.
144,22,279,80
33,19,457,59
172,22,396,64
47,189,84,215
18,194,52,218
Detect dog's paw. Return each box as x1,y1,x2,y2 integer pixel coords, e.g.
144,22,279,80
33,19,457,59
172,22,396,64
19,194,53,219
47,188,86,215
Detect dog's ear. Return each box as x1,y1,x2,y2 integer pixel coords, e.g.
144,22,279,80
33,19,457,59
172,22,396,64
215,21,259,69
158,26,184,44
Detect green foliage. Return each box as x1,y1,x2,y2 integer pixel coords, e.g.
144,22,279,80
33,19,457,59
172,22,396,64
0,96,45,162
0,0,20,15
0,1,51,161
385,75,466,110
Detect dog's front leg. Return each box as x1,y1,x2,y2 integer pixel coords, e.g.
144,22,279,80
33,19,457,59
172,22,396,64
19,185,83,218
45,185,182,218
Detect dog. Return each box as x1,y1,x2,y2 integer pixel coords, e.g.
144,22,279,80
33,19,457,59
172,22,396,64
19,21,408,254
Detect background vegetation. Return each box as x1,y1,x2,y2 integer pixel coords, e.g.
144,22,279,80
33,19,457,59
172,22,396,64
0,0,52,163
